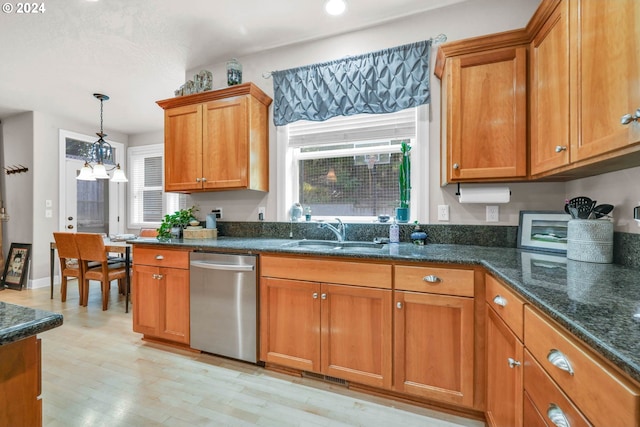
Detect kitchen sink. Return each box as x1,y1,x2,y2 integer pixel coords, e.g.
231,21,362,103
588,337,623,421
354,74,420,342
282,240,386,251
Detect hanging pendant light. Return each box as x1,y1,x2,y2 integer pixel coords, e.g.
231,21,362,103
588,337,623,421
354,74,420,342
76,93,128,182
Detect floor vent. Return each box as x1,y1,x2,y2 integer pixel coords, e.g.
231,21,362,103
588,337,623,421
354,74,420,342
303,371,348,386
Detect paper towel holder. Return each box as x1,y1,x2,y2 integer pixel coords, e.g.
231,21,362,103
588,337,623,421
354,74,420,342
454,183,512,198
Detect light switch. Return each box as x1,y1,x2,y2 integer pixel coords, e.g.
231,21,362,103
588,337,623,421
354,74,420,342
45,199,52,207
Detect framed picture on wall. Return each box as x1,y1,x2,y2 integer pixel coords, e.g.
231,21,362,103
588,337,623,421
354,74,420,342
1,243,32,290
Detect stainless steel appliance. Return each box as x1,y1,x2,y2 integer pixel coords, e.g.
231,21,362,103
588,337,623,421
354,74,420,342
190,252,258,363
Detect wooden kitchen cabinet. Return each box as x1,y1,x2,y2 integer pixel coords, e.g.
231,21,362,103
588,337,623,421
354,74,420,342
436,39,528,184
0,336,42,427
393,265,476,408
260,256,392,389
157,83,272,193
529,0,570,175
485,274,525,427
525,306,640,426
569,0,640,164
133,247,190,345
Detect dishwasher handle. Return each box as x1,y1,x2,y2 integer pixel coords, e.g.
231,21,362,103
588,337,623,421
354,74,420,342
190,260,255,272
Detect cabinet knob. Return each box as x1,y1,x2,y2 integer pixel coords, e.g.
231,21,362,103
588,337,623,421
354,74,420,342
547,403,571,427
507,357,521,368
452,163,460,170
155,255,164,260
493,295,507,307
152,273,163,280
621,108,640,125
396,301,403,309
312,292,318,299
547,349,574,376
202,177,207,182
423,275,441,283
555,145,567,153
196,177,201,182
321,293,327,300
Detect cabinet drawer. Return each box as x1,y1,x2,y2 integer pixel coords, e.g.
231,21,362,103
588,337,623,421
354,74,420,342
394,265,473,296
486,274,525,340
133,247,189,269
261,255,391,289
524,350,591,427
525,307,640,427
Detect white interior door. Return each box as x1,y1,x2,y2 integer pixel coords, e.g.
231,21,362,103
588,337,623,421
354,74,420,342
59,130,126,235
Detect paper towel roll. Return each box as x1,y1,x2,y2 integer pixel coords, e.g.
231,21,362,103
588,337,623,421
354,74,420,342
458,186,510,203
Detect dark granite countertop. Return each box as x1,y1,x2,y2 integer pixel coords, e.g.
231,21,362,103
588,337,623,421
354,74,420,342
0,302,63,345
130,236,640,383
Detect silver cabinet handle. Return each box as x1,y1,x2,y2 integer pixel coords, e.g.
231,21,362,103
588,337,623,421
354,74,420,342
312,292,318,299
453,163,460,170
508,357,521,368
155,255,164,260
423,275,441,283
396,301,403,309
152,273,163,280
493,295,507,307
196,177,201,182
202,177,207,182
621,108,640,125
547,404,571,427
321,293,327,300
547,349,574,376
555,145,567,153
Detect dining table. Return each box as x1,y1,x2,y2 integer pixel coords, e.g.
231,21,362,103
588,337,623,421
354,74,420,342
49,238,132,313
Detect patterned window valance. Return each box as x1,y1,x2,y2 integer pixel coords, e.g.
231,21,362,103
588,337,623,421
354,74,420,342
272,39,432,126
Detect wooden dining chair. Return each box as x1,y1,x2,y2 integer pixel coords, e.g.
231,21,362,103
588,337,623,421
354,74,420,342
75,233,127,310
52,232,84,305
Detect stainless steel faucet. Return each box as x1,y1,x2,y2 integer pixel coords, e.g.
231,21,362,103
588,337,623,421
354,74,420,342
318,218,346,242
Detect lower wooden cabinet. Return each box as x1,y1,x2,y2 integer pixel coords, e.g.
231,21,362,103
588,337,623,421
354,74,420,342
486,306,524,427
260,276,392,389
133,247,190,345
394,290,475,407
0,336,42,427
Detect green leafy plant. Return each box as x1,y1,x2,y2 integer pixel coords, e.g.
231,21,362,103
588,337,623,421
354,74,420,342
157,206,198,240
399,141,411,208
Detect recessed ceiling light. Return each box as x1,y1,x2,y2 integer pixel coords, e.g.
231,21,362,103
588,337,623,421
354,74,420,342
325,0,347,16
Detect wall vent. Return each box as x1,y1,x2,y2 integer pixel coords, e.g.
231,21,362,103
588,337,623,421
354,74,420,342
302,371,348,386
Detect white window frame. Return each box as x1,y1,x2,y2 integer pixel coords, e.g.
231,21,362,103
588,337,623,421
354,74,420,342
127,144,181,229
277,105,430,223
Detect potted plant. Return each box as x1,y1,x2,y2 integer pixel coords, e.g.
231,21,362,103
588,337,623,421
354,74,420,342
157,206,198,240
396,141,411,223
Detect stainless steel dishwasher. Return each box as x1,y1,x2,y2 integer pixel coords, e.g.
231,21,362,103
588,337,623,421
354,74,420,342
190,252,258,363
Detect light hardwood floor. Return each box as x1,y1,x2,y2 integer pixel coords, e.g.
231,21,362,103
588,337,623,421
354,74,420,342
1,283,485,427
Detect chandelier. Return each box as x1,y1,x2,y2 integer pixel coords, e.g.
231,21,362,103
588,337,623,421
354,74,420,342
76,93,128,182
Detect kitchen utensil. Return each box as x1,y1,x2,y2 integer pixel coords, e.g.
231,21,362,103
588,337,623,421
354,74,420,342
592,204,614,219
565,196,595,219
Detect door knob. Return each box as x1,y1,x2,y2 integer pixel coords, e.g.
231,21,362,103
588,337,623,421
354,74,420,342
67,225,74,229
67,216,73,220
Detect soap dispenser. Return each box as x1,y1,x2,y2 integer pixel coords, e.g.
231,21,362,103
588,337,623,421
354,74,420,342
410,222,428,245
389,218,400,243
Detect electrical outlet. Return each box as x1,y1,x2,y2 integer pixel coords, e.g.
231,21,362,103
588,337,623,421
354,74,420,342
486,205,499,222
437,205,449,221
45,209,52,218
212,208,223,219
258,206,265,221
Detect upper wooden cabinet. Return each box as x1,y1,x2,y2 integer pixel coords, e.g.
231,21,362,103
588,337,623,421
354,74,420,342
529,0,570,175
157,83,272,193
436,34,528,184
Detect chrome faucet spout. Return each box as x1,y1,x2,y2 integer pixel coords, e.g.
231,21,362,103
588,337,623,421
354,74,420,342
318,218,346,242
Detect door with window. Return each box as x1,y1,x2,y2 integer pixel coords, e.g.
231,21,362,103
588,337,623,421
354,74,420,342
59,130,125,235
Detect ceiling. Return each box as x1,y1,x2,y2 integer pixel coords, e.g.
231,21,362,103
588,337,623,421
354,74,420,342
0,0,464,135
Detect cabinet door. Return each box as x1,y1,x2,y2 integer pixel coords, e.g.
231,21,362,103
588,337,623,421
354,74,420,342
202,96,249,189
260,277,321,372
486,306,524,427
530,0,570,175
158,267,190,344
394,291,475,407
446,47,527,181
133,264,161,337
164,104,203,192
321,284,392,389
570,0,640,161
